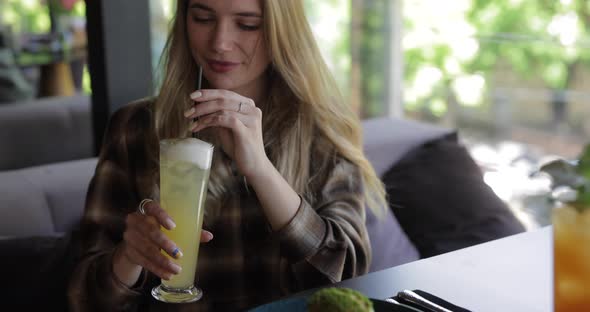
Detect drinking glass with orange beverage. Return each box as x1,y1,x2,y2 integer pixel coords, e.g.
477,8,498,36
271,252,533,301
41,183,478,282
540,144,590,311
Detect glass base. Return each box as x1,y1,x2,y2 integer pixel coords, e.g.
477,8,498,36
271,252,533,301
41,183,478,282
151,284,203,303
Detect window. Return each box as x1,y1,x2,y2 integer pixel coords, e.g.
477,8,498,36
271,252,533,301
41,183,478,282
305,0,399,118
149,0,590,229
149,0,176,79
403,0,590,228
1,0,89,95
306,0,590,228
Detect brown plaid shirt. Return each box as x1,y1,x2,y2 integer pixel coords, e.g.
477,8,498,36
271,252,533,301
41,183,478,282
68,100,371,312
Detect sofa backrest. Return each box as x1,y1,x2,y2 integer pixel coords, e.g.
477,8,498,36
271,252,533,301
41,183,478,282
0,116,453,239
0,158,97,237
362,117,454,176
0,94,93,170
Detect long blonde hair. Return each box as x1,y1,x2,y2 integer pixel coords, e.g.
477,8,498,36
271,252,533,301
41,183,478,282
154,0,387,215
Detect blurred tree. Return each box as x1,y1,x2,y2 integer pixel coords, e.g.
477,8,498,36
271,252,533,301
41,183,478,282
404,0,590,128
467,0,590,127
467,0,590,89
358,0,390,118
350,0,363,116
2,0,51,35
46,0,84,32
292,1,393,118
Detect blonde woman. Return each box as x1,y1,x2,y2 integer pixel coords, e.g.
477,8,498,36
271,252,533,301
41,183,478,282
69,0,387,311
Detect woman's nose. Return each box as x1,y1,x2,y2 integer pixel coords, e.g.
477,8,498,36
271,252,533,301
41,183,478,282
211,22,234,53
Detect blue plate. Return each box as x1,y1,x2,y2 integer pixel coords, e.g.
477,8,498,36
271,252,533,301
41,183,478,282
248,296,420,312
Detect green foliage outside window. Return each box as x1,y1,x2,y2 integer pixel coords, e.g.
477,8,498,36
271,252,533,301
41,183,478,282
1,0,85,35
466,0,590,89
1,0,51,34
404,0,590,122
358,0,390,118
1,0,89,94
305,0,390,118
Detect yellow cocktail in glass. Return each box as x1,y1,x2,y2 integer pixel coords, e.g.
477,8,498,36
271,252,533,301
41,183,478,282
151,138,213,303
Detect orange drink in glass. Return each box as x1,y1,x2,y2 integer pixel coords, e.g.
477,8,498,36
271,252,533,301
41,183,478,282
553,205,590,311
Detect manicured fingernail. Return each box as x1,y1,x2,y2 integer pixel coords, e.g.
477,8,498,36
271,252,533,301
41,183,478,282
170,262,182,274
189,121,198,131
205,231,213,241
165,218,176,229
172,247,183,259
190,91,202,99
184,107,195,117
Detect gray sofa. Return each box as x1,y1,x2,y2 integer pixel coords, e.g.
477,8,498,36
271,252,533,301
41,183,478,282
0,94,95,237
0,95,524,310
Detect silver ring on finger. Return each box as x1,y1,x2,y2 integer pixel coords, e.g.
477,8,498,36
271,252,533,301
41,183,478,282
237,102,243,113
138,198,153,215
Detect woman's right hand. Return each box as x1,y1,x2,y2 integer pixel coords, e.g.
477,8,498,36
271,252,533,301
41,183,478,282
114,200,213,284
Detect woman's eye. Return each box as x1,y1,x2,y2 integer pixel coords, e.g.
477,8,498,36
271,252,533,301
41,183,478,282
192,16,214,23
239,24,261,31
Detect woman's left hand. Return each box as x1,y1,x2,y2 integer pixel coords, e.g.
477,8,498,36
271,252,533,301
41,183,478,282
185,89,269,178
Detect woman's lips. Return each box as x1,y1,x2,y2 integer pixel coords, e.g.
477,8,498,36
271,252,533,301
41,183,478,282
207,60,240,73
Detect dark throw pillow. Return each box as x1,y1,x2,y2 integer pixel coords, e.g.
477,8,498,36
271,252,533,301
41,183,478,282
383,135,525,258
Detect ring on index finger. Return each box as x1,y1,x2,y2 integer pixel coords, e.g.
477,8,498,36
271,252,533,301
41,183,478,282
138,198,153,215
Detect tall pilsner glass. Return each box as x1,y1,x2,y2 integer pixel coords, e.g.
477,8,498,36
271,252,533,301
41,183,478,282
151,138,213,303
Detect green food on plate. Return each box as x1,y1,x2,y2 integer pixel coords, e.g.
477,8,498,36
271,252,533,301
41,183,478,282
307,287,373,312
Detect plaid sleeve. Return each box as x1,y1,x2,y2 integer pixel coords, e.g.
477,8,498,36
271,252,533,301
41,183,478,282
68,101,157,312
276,195,326,261
277,158,371,286
68,248,146,312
